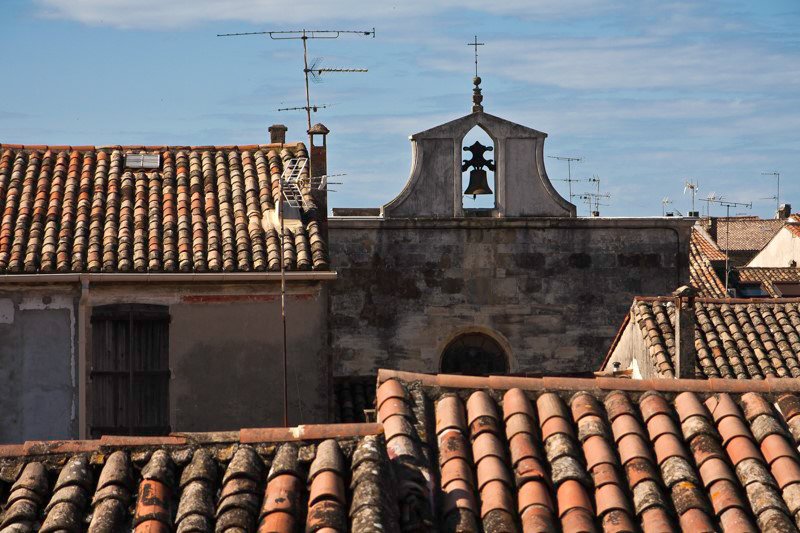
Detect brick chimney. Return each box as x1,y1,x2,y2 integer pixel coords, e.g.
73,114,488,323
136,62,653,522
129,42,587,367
269,124,287,144
308,123,329,178
778,203,792,220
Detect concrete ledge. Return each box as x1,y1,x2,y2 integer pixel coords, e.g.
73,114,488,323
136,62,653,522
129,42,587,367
329,216,695,231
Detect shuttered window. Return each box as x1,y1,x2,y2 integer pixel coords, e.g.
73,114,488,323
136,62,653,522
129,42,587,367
90,304,170,438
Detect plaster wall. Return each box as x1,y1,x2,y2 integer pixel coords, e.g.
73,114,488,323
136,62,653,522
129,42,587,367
329,217,692,376
0,289,78,442
748,229,800,267
87,282,329,432
0,281,328,444
603,316,662,379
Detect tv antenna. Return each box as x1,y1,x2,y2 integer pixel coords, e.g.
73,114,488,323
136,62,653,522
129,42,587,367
547,155,583,203
217,26,373,426
683,179,700,216
699,193,723,217
705,197,752,292
662,197,673,216
578,192,611,217
217,28,374,147
761,171,781,214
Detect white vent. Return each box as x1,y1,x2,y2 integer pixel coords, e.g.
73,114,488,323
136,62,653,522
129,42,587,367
125,153,160,169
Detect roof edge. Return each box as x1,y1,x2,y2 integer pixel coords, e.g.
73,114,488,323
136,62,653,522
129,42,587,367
0,142,305,152
632,295,800,304
0,422,383,458
376,368,800,394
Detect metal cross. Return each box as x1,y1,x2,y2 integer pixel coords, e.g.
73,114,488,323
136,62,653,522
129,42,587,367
467,35,484,77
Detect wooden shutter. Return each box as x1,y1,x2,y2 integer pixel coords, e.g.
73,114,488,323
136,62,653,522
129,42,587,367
90,304,170,437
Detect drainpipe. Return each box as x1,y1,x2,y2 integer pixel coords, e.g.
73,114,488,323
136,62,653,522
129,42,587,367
78,275,89,439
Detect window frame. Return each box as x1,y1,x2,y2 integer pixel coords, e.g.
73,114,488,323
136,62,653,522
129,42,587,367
89,304,171,437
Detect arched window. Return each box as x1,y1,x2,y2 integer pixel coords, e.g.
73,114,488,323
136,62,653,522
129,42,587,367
461,125,496,210
441,333,508,375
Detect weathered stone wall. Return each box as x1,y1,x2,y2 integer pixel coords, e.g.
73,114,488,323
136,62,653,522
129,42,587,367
329,217,693,376
0,289,79,443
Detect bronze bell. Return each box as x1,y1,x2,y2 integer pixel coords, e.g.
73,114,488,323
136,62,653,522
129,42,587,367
464,168,493,198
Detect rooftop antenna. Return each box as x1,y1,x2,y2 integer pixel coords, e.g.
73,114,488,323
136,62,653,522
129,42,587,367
706,197,752,293
761,171,781,216
217,27,373,426
683,179,700,216
548,155,583,203
218,28,373,150
700,193,722,217
662,197,673,216
578,192,611,217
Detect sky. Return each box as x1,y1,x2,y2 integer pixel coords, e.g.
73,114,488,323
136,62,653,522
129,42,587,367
1,0,799,217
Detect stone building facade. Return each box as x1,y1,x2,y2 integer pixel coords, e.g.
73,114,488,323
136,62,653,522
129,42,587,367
329,108,693,380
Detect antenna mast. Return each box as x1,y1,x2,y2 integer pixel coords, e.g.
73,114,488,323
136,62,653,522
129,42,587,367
761,171,781,216
683,179,699,216
706,197,752,293
217,26,373,426
547,155,583,203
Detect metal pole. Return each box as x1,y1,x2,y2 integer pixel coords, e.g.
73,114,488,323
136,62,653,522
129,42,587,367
279,157,289,427
725,204,730,293
567,160,572,203
302,30,312,138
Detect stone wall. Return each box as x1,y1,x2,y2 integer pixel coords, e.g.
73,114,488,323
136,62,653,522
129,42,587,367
328,216,693,376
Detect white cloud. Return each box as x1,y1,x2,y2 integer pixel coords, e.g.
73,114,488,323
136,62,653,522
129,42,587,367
35,0,611,29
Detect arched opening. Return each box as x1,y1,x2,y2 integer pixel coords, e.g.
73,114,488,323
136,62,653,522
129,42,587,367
461,125,496,210
441,332,508,375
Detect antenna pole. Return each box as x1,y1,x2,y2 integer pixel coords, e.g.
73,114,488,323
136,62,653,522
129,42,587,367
302,30,312,142
217,25,373,427
705,198,751,293
762,171,781,215
548,155,583,204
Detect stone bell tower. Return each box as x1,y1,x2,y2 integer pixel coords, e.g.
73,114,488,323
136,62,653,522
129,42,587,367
381,76,576,219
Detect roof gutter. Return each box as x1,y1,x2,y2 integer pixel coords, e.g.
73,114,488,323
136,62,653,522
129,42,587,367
0,271,338,284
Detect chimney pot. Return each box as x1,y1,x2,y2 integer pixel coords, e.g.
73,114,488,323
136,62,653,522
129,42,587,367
778,203,792,219
269,124,288,144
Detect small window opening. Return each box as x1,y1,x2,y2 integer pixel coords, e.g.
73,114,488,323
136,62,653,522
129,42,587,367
461,126,496,210
441,333,508,376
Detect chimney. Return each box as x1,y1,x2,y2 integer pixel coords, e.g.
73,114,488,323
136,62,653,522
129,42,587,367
308,123,329,178
672,285,697,378
778,203,792,220
269,124,287,144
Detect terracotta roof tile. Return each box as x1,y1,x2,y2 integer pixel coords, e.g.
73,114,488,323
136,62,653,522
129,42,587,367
0,144,328,273
705,217,785,253
690,228,727,297
370,369,800,531
736,267,800,297
625,297,800,380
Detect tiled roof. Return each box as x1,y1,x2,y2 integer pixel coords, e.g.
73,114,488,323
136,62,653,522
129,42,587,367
630,297,800,379
737,268,800,297
376,369,800,532
709,217,784,253
0,144,328,273
692,226,726,262
0,423,396,533
689,229,727,298
787,223,800,239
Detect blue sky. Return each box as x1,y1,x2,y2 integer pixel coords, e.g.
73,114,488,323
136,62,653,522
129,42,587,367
1,0,799,217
